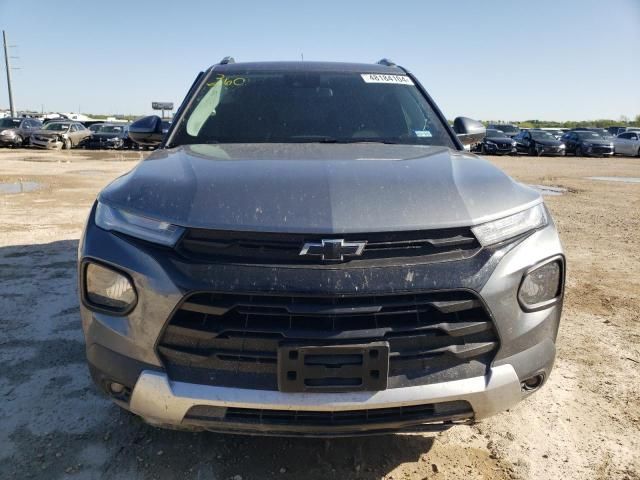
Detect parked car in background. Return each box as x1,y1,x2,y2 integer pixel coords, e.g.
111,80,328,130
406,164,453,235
513,129,566,156
86,123,127,149
117,125,137,149
486,123,520,138
613,131,640,156
607,126,627,136
475,128,517,155
0,117,42,147
561,130,614,157
30,121,92,149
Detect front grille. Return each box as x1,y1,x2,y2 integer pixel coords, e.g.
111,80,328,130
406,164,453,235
158,290,499,391
183,400,473,430
591,146,612,154
177,228,481,266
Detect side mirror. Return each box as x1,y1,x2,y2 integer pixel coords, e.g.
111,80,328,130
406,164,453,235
453,117,486,146
128,115,165,147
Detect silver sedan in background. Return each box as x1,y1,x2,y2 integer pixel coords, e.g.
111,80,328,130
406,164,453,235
614,131,640,157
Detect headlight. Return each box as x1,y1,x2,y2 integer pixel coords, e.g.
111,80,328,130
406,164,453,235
1,129,15,136
485,140,496,145
511,141,517,146
471,204,548,246
559,144,566,149
84,262,136,312
518,258,564,310
95,201,185,246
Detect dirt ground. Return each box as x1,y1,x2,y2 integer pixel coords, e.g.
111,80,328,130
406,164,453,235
0,148,638,480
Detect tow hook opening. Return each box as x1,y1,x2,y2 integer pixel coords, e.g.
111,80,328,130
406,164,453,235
521,373,545,392
105,380,132,403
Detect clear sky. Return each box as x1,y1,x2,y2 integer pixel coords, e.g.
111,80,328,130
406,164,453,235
1,0,639,121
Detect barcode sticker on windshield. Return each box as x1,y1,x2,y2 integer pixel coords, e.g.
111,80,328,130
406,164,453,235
361,74,414,85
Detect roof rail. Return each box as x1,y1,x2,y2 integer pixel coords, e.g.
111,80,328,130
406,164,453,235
219,56,235,65
377,58,396,67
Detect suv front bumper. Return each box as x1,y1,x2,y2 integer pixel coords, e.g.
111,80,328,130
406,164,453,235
80,208,563,436
128,364,523,436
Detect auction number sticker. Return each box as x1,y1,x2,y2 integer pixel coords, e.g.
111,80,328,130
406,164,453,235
361,73,414,85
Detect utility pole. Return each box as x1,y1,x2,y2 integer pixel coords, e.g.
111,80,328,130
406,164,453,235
3,31,16,117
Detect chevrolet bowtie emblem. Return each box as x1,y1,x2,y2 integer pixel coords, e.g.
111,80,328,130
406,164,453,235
299,239,367,261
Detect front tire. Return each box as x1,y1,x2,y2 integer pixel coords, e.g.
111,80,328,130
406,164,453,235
529,144,537,156
576,146,583,157
13,135,23,148
63,138,72,150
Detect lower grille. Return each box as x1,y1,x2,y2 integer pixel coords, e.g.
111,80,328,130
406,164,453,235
158,290,499,391
591,147,612,154
184,400,473,429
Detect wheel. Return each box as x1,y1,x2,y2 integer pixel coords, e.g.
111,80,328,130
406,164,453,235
576,146,583,157
13,135,23,148
529,144,537,156
637,146,640,157
480,144,486,155
63,138,72,150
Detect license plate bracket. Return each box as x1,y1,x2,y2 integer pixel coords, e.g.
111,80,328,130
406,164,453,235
277,342,390,393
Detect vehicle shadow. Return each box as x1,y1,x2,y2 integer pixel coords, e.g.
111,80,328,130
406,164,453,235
0,239,438,480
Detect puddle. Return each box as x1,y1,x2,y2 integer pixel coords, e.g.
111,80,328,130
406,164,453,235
587,176,640,184
527,184,567,196
0,181,42,194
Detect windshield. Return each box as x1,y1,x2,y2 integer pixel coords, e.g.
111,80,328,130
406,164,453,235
486,129,504,136
489,124,518,133
44,123,71,131
171,70,455,147
575,131,602,139
530,131,556,140
98,125,124,133
0,118,21,128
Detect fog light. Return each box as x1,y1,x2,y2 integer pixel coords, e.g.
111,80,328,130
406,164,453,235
518,259,563,310
85,263,136,312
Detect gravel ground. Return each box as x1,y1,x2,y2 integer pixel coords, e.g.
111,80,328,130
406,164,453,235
0,148,638,480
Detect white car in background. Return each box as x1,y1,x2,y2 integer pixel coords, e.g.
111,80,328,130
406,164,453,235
614,131,640,157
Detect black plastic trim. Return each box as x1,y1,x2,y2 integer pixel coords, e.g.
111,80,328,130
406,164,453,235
517,254,566,312
87,343,162,391
79,258,138,316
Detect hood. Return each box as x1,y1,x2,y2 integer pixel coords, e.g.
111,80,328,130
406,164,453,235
33,128,68,137
580,139,613,146
533,138,563,147
99,144,541,233
90,132,120,140
485,135,513,142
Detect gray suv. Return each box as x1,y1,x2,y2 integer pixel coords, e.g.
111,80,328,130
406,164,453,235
79,59,565,436
0,117,42,147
